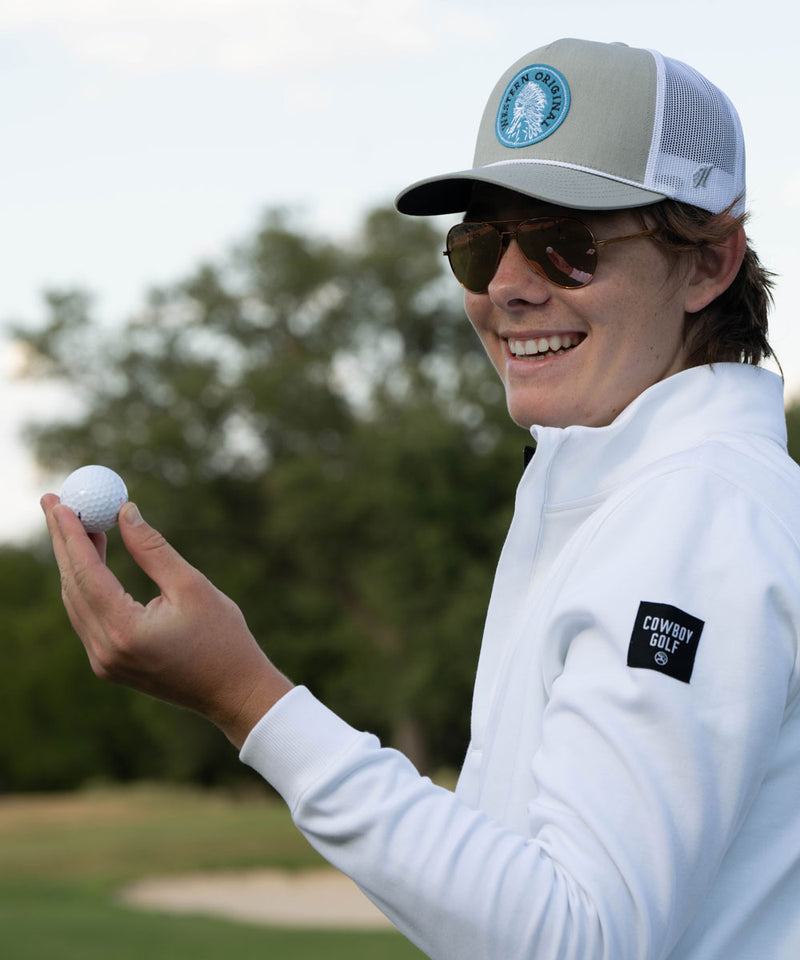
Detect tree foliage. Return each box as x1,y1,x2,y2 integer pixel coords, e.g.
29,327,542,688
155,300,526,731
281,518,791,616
786,397,800,464
4,206,527,790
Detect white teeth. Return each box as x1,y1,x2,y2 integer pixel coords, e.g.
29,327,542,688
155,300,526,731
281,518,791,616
509,334,581,358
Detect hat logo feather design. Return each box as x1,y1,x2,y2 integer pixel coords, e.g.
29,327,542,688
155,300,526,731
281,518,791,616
495,64,571,148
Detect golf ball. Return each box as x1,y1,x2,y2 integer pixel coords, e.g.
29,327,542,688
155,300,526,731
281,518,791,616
59,465,129,533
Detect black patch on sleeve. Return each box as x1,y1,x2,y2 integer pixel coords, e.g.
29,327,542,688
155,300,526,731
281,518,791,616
627,601,704,683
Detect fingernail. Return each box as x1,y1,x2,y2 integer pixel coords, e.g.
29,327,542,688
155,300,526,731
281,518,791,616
122,502,144,526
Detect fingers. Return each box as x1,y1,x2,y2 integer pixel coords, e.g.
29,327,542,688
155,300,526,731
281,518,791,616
41,495,131,680
42,493,108,562
43,494,193,607
42,496,127,622
117,502,199,598
41,492,293,743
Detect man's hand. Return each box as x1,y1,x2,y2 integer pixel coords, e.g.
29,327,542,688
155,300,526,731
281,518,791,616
41,495,293,749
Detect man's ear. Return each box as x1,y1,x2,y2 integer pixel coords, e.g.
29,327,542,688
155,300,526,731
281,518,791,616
684,226,747,314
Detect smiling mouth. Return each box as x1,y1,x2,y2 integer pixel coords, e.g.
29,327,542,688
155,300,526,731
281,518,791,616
507,333,584,359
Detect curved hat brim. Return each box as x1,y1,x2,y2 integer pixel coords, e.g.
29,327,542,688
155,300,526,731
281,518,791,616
395,163,667,217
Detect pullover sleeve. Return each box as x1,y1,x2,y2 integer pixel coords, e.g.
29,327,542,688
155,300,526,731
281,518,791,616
242,687,603,958
240,464,800,960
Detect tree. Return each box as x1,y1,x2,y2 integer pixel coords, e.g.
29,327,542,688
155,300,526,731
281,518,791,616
7,206,526,788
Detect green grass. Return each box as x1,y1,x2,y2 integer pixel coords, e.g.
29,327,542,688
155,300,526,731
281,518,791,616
0,783,323,885
0,784,425,959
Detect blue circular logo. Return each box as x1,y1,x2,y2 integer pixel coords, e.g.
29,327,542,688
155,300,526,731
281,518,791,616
495,63,571,148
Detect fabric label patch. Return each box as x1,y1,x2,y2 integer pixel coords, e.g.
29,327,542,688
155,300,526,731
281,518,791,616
627,601,704,683
495,63,571,148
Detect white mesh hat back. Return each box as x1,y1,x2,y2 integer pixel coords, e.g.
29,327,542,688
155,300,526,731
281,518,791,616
397,39,746,217
647,52,746,215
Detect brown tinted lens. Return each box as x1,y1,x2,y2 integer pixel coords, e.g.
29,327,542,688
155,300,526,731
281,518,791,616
446,222,502,292
517,218,597,287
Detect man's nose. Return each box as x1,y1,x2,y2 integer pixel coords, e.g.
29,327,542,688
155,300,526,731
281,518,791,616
486,239,551,307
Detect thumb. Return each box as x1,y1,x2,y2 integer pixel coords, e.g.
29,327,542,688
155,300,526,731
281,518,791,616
118,502,195,596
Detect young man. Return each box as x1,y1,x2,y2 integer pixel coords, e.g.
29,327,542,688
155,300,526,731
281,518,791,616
42,39,800,959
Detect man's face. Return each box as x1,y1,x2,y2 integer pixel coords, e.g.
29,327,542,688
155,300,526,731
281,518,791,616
461,184,692,429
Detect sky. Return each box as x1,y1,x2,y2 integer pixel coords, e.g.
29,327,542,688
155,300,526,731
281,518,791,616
2,0,799,543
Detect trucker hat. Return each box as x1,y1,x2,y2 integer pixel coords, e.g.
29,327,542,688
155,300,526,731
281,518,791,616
395,38,745,217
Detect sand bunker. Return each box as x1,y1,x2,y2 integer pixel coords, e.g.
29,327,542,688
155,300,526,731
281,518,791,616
119,867,394,930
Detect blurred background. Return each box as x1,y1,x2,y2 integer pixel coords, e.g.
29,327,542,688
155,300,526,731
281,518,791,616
2,1,799,956
3,0,800,541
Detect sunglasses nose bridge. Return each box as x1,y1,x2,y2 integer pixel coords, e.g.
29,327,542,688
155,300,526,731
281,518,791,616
495,227,516,264
499,223,550,275
488,230,553,294
475,226,521,292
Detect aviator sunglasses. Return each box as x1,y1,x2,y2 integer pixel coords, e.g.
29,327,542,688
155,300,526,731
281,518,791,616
443,217,655,292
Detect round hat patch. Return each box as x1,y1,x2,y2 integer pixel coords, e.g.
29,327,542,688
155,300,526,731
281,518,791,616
495,63,571,148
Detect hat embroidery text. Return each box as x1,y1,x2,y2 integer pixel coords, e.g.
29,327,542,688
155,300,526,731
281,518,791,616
495,64,571,148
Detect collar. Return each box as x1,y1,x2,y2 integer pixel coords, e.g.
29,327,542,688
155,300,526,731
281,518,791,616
526,364,787,505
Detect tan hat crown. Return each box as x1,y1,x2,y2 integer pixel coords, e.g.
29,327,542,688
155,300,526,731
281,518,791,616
396,38,745,217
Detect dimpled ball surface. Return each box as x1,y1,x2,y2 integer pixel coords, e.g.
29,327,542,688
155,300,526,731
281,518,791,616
59,465,129,533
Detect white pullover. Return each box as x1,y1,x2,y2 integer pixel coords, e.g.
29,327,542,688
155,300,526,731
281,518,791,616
241,363,800,959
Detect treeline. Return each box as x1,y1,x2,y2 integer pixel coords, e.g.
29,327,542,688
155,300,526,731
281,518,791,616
0,206,526,792
4,205,800,794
